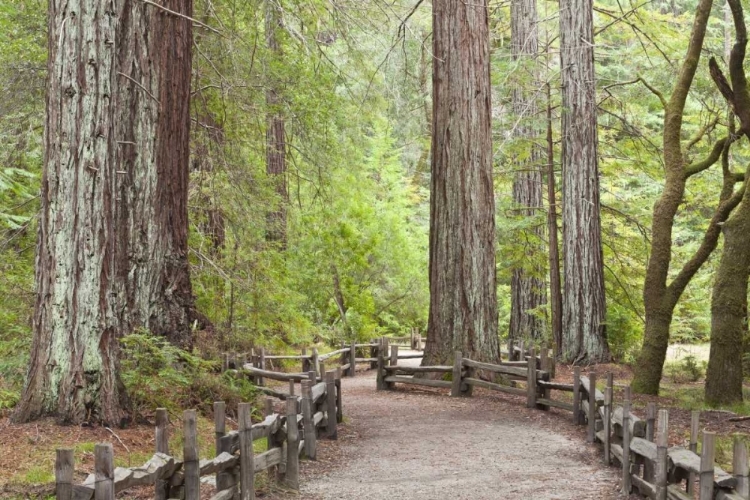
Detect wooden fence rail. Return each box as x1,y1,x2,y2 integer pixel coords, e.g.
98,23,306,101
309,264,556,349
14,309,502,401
376,342,750,500
54,368,343,500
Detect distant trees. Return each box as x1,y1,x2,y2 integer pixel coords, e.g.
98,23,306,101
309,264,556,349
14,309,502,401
423,0,500,365
509,0,547,343
14,0,198,424
559,0,609,362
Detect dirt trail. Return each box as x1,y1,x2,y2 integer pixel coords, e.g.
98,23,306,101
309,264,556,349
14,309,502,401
294,352,626,500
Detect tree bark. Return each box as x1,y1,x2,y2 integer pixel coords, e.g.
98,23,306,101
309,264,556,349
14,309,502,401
265,0,288,248
632,0,726,394
509,0,547,343
706,0,749,406
559,0,609,362
546,83,563,356
423,0,499,365
14,0,198,425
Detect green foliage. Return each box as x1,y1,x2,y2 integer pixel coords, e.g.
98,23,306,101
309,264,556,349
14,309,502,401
120,332,256,418
663,355,706,383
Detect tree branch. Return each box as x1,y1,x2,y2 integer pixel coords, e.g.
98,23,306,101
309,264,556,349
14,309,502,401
684,137,727,178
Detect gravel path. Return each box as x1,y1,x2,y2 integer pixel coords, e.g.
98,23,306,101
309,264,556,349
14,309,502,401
290,352,626,500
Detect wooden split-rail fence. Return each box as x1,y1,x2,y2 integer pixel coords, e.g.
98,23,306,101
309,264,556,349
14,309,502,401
53,367,343,500
376,342,749,500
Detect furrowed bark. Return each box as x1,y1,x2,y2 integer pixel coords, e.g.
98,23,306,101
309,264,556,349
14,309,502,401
423,0,500,365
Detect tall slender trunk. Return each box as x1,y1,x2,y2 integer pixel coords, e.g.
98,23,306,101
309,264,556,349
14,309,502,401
14,0,197,424
509,0,547,343
546,84,563,356
559,0,609,362
423,0,499,365
265,0,288,248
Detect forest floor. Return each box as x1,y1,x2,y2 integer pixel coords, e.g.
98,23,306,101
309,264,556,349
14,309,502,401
0,347,748,499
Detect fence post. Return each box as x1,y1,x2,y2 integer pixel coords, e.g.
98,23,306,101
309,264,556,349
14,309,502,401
376,339,386,391
587,371,597,443
604,385,612,466
646,402,656,441
734,436,749,499
301,380,316,460
688,410,700,496
370,342,378,370
573,366,582,425
319,361,326,382
55,449,74,500
154,408,170,500
654,409,668,500
94,443,114,500
285,397,300,489
311,348,320,380
301,347,308,373
526,347,536,408
335,367,343,423
451,350,463,397
289,379,295,396
700,431,716,500
214,402,236,497
390,344,399,367
349,341,356,377
239,403,254,500
183,410,200,500
325,370,338,439
622,400,632,495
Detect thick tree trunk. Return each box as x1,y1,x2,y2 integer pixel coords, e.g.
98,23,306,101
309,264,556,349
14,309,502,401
423,0,499,365
509,0,547,343
559,0,609,363
705,198,749,405
14,0,197,425
265,0,288,247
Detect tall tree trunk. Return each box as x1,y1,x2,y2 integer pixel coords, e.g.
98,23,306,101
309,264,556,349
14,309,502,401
14,0,197,425
509,0,547,343
559,0,609,363
632,0,734,394
423,0,499,365
546,84,563,356
706,0,750,406
265,0,288,248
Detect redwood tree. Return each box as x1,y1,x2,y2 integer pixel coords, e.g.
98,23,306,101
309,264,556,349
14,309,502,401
509,0,547,343
423,0,499,365
14,0,198,424
559,0,610,362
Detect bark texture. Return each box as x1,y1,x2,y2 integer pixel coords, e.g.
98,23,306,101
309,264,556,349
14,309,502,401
509,0,547,343
705,0,750,406
265,0,288,248
423,0,499,365
632,0,734,394
546,84,563,355
559,0,609,362
15,0,197,424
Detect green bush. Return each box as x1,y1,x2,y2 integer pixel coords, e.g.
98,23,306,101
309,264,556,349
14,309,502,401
120,332,256,420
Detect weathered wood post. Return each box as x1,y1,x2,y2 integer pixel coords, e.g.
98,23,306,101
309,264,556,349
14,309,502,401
604,384,612,465
451,350,463,397
155,408,170,500
622,400,632,495
335,367,343,423
643,401,657,482
538,348,550,411
587,372,597,443
55,449,74,500
655,409,668,500
214,403,233,496
183,410,200,500
688,410,700,496
734,436,749,499
301,380,316,460
264,397,276,474
285,397,300,490
94,443,114,500
573,366,582,425
302,347,309,373
527,347,537,408
319,361,326,382
376,339,386,391
370,342,378,370
289,379,295,396
417,333,422,350
239,403,254,500
700,431,716,500
390,344,399,367
311,347,320,380
518,340,525,362
325,370,338,439
255,347,265,387
349,341,356,377
307,370,316,384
